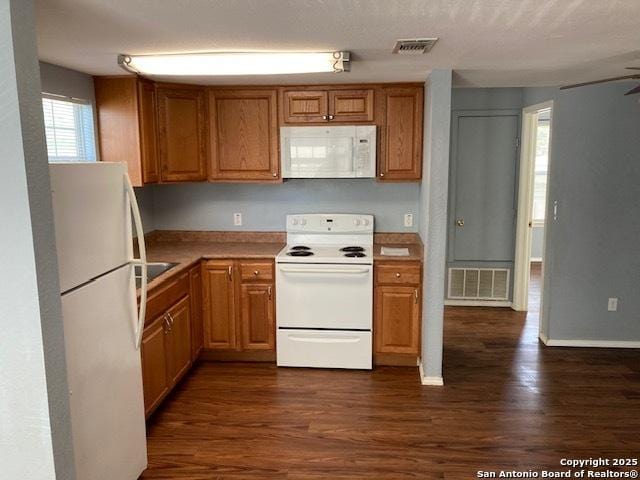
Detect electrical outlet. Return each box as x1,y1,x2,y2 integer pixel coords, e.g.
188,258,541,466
404,213,414,227
233,213,242,226
607,298,618,312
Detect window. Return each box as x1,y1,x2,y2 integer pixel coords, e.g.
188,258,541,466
532,113,550,223
42,95,97,162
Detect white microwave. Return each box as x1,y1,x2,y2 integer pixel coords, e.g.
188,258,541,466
280,125,376,178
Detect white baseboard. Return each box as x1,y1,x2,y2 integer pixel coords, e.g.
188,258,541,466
445,299,512,308
418,359,444,386
542,338,640,349
539,332,549,345
530,257,543,263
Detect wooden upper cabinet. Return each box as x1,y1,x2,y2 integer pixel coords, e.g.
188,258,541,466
379,86,424,181
209,89,280,181
202,261,237,350
282,88,375,124
94,76,159,186
328,89,374,122
282,90,328,123
137,80,160,183
156,86,208,182
240,283,275,351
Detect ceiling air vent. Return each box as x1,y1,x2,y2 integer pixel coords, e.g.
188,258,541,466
392,38,439,55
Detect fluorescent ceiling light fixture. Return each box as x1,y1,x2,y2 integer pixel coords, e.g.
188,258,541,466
118,51,350,76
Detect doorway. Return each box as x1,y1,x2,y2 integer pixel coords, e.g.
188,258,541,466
512,102,553,338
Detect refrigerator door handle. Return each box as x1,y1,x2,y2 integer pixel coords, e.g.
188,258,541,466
124,173,147,350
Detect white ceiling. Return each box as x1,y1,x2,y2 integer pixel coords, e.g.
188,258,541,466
36,0,640,87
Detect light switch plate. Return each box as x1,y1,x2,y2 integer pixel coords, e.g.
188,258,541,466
233,213,242,226
607,298,618,312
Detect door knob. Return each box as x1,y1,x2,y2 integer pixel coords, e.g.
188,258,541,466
456,219,464,227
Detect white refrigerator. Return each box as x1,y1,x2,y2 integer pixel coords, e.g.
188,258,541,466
50,162,149,480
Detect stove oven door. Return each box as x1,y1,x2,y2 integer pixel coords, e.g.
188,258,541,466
276,263,373,330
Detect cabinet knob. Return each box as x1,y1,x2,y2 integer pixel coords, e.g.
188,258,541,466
395,273,401,278
322,115,328,120
272,172,277,177
328,115,334,120
254,270,259,276
380,173,385,178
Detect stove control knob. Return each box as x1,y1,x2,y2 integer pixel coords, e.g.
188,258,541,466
354,219,361,226
292,218,299,225
363,219,370,226
300,219,307,226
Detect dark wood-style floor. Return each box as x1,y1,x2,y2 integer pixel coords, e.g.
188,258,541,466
142,264,640,479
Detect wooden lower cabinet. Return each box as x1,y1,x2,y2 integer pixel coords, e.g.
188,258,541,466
202,259,275,359
141,295,193,418
202,260,237,349
165,295,192,385
374,261,422,366
189,265,204,360
140,270,198,418
141,315,170,415
240,283,274,350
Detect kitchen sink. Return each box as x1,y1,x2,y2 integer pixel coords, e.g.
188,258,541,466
135,262,178,289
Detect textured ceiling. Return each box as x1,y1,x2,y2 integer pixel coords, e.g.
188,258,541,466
36,0,640,87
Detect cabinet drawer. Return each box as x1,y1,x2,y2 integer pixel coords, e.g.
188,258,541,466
375,263,421,285
145,272,189,324
240,261,274,282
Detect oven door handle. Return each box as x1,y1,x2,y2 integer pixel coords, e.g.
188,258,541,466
279,267,370,275
287,334,362,344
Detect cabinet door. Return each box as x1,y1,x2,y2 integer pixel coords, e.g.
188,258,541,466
141,315,170,416
137,79,159,183
157,87,207,182
94,77,146,186
282,90,328,123
328,89,374,122
189,265,204,360
374,286,420,354
202,261,237,349
165,295,192,386
380,87,423,181
240,283,275,351
209,89,279,181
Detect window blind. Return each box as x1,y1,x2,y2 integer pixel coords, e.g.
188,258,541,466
42,95,97,163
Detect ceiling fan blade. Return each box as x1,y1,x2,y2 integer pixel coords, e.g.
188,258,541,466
625,67,640,70
561,74,640,90
624,84,640,96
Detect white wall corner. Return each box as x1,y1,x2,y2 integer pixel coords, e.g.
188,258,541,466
418,359,444,386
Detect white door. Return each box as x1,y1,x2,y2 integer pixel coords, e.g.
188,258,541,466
61,264,147,480
50,163,132,293
276,263,373,329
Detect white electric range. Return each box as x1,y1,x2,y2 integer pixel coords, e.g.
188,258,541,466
275,213,373,370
